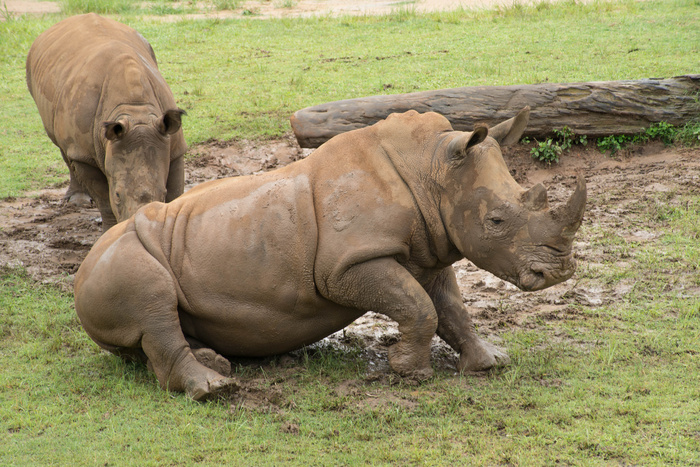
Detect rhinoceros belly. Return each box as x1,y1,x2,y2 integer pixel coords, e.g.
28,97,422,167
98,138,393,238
135,172,365,356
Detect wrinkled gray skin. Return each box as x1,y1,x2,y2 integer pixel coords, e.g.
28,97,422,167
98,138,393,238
74,108,586,400
26,13,187,232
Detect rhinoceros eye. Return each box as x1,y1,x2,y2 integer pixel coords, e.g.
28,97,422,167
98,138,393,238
489,217,504,226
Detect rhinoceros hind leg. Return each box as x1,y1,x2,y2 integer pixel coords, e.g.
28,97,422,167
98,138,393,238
387,342,434,381
75,229,233,400
186,376,240,402
184,336,232,377
191,347,233,377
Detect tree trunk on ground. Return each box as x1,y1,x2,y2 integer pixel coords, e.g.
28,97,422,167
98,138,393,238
290,75,700,148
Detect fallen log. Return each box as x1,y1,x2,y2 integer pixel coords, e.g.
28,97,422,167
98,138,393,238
290,75,700,148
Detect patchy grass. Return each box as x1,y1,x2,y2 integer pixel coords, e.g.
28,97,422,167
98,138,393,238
1,252,699,465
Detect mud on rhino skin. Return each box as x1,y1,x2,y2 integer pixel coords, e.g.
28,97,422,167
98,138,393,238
26,13,187,232
74,107,586,400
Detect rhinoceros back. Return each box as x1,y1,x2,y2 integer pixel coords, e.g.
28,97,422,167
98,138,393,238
26,13,175,164
136,174,323,313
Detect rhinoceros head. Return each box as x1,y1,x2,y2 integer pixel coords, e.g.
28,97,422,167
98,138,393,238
102,108,185,222
434,107,586,291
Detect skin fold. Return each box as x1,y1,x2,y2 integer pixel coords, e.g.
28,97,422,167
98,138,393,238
74,107,586,400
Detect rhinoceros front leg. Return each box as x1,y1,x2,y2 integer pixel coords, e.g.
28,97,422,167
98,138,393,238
70,160,117,231
322,258,438,380
61,150,92,207
426,267,510,372
165,156,185,202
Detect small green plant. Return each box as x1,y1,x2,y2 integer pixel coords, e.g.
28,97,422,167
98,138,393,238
531,139,563,164
675,120,700,146
596,122,696,154
530,126,586,164
552,126,587,151
642,121,676,145
596,134,630,154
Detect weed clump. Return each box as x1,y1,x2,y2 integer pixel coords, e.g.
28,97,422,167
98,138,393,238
530,121,700,162
529,126,587,164
597,121,700,154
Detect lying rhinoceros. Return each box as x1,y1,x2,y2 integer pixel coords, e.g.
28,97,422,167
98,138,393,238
74,107,586,400
26,13,187,232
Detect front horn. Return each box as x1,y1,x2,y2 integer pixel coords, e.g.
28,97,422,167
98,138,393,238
551,175,587,238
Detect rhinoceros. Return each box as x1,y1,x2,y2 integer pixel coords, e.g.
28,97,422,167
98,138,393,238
74,107,586,400
26,13,187,232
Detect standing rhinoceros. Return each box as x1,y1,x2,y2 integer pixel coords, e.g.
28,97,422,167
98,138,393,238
26,13,186,231
74,107,586,400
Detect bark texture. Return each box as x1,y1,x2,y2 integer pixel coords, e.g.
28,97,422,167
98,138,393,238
290,75,700,148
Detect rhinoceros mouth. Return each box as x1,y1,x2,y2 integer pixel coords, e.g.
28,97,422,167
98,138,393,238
516,255,576,291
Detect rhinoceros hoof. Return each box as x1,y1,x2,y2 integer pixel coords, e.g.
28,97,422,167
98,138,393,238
459,339,511,372
192,348,232,376
387,343,433,381
66,192,92,208
186,377,240,402
400,368,434,382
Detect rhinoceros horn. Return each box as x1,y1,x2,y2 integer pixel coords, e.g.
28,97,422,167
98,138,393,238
521,183,549,211
550,175,587,238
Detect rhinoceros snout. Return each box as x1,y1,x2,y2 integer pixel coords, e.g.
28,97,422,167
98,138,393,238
111,186,167,223
518,255,576,291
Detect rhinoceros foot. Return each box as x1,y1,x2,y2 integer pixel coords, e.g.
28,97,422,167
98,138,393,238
387,341,434,381
192,347,232,377
459,338,510,372
66,191,92,208
186,376,240,402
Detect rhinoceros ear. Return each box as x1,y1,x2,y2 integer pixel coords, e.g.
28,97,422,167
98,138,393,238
103,119,130,141
447,126,489,161
489,106,530,146
157,109,187,136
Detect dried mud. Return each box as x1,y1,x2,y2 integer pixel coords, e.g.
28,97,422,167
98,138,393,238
2,136,698,410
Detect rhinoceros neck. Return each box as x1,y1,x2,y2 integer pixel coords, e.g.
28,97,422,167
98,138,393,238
381,142,460,266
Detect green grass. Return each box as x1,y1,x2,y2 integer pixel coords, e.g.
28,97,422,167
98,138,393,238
1,1,700,464
1,0,699,196
1,264,699,464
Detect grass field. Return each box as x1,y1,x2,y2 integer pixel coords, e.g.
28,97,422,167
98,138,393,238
1,0,699,465
1,0,698,196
